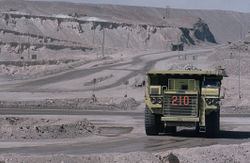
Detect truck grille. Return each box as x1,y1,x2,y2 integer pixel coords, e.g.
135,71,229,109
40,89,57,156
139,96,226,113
163,93,198,117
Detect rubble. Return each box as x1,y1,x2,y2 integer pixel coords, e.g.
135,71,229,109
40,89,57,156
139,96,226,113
1,142,250,162
0,117,99,140
0,97,140,111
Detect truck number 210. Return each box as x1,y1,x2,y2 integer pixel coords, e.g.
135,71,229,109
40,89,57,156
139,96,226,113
172,96,189,106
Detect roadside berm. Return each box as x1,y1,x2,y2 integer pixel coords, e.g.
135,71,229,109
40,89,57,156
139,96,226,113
0,142,250,162
0,97,140,111
0,117,99,140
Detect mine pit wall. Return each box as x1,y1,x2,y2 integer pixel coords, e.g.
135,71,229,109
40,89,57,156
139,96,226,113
0,13,216,61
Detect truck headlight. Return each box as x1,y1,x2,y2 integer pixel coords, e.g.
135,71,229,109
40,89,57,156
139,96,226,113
157,98,162,104
205,98,219,105
150,97,162,104
151,97,157,104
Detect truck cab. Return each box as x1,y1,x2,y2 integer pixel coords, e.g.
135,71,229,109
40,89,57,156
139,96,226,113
145,70,223,137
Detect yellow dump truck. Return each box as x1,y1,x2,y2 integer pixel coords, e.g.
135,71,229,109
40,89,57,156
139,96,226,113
145,70,223,137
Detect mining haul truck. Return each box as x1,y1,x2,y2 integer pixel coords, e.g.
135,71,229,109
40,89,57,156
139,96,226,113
144,70,223,137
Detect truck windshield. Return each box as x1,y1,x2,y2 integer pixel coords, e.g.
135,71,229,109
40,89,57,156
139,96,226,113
203,80,220,88
149,75,168,85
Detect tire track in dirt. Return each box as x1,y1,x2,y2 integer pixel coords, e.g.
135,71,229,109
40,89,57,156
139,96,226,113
5,49,212,92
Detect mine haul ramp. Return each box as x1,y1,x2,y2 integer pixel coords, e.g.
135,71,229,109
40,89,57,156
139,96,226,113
145,70,223,137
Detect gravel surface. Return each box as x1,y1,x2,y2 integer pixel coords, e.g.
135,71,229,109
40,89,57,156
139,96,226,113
0,142,250,162
0,117,99,140
0,97,140,111
157,142,250,163
0,1,250,162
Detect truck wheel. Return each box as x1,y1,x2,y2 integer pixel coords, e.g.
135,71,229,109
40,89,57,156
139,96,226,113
206,111,220,138
195,123,200,134
145,106,160,135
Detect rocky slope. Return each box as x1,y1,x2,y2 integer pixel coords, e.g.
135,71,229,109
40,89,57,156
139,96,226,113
0,0,248,64
0,0,249,43
0,10,216,62
209,31,250,108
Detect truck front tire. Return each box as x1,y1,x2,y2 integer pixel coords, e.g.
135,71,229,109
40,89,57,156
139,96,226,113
145,106,161,135
206,111,220,138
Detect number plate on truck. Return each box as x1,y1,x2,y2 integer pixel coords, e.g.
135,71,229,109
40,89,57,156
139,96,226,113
171,96,190,106
163,94,198,117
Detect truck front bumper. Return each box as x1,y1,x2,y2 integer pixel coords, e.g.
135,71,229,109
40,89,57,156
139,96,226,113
161,117,199,122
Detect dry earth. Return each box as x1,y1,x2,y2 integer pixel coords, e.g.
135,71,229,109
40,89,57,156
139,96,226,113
0,143,250,162
1,0,250,43
0,1,250,163
0,97,139,111
0,117,98,140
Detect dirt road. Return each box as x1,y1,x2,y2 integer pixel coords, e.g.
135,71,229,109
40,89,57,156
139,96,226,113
0,47,249,161
0,49,212,91
0,48,214,102
0,109,250,155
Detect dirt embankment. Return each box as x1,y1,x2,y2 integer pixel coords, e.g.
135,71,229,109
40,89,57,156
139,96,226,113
0,117,98,140
209,32,250,108
1,0,249,43
0,97,140,111
0,10,216,80
0,12,216,59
